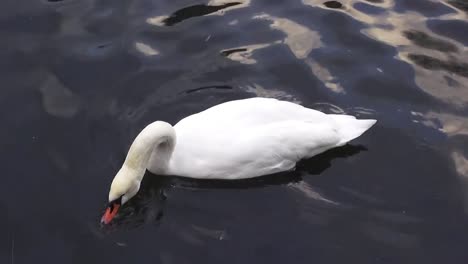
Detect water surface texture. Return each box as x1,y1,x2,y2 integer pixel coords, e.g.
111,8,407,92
1,0,468,263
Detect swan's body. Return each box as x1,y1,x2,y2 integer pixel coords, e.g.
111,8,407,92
102,98,376,224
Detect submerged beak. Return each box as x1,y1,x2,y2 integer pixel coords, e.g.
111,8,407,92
101,203,120,225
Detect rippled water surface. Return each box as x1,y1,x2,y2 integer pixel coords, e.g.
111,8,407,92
2,0,468,263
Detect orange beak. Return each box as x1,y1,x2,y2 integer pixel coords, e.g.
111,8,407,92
101,203,120,225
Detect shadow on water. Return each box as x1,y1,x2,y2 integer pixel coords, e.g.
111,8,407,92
182,85,233,94
407,54,468,78
163,2,242,26
403,30,458,53
447,0,468,12
220,48,249,57
98,144,366,232
323,1,344,9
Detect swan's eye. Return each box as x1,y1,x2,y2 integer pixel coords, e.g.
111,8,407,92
114,196,123,205
108,196,123,211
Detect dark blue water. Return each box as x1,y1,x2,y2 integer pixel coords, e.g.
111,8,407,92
1,0,468,263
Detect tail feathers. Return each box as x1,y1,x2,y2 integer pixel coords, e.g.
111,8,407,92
330,115,376,146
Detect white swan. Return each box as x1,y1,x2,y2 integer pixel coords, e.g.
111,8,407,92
101,97,376,224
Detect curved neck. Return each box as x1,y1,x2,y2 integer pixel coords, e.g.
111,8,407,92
123,121,176,178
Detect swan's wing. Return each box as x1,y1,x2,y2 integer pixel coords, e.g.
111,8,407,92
171,120,341,179
229,120,342,177
169,98,375,179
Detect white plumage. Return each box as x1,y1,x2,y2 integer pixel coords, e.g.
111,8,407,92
106,98,376,207
162,97,375,179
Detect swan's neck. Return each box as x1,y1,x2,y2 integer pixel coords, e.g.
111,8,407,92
123,121,176,178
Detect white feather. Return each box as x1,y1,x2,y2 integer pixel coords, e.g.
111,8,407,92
108,98,376,203
153,97,375,179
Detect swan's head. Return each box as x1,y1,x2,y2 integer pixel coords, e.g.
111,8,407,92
101,167,141,224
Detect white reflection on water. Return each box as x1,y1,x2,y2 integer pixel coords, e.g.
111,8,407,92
207,0,251,15
417,110,468,214
253,13,345,93
453,152,468,179
39,72,81,118
302,0,468,106
306,59,345,93
135,41,160,56
423,112,468,215
299,1,468,214
147,0,251,26
422,112,468,137
452,151,468,214
221,43,276,65
288,181,340,206
360,10,466,107
254,13,322,59
146,15,166,26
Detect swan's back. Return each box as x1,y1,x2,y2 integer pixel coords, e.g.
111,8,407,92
178,97,326,128
169,98,376,179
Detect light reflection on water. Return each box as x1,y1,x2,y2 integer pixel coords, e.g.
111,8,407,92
1,0,468,263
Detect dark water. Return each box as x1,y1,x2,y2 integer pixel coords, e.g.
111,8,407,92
1,0,468,263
